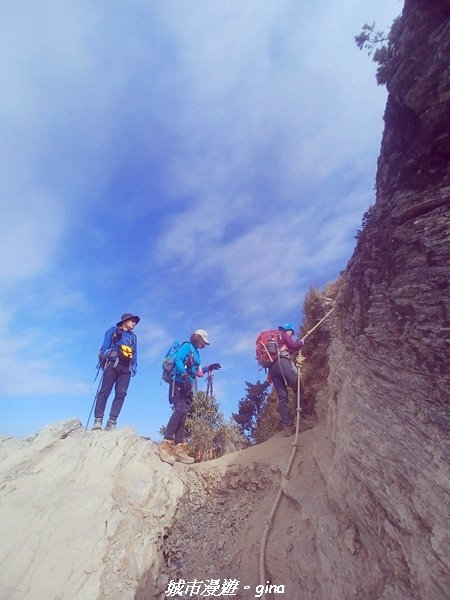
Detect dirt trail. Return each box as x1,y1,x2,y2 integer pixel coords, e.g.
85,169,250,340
160,422,327,599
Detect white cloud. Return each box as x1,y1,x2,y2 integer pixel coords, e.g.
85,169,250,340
154,181,369,323
0,306,89,396
154,0,398,199
147,0,399,326
0,190,67,283
0,0,403,407
137,319,172,361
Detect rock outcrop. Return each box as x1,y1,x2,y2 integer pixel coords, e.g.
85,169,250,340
0,420,184,600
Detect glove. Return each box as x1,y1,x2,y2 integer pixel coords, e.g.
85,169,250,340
181,374,192,395
204,363,221,372
296,353,305,367
103,348,112,357
131,364,137,377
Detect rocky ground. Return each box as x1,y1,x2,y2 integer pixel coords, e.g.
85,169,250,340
0,417,328,600
0,420,182,600
160,434,300,598
0,383,448,600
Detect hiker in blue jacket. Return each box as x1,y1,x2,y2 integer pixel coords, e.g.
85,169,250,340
92,313,139,431
158,329,221,464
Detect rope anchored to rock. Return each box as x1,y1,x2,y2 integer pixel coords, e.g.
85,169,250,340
302,305,335,340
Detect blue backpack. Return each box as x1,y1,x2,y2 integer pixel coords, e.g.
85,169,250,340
162,340,191,383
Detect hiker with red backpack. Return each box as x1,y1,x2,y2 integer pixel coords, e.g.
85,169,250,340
158,329,221,465
256,323,307,437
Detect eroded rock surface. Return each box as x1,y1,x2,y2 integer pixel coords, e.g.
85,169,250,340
323,0,450,598
0,420,184,600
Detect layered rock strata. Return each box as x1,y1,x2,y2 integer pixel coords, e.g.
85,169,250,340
324,0,450,597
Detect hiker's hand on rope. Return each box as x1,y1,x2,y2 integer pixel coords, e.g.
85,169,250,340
296,354,305,367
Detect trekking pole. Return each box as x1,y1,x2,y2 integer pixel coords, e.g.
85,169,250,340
93,362,102,382
85,364,107,431
302,306,335,341
206,371,214,398
86,363,102,392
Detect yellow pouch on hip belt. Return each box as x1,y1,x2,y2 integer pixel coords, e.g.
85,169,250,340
118,344,133,360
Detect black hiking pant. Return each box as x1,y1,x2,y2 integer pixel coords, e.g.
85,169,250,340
269,357,305,426
94,362,131,421
165,381,192,445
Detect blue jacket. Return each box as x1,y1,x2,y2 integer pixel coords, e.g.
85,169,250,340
174,342,201,383
100,326,138,369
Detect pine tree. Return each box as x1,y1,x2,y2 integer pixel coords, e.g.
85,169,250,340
232,380,270,443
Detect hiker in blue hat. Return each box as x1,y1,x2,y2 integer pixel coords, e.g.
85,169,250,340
268,323,307,437
92,313,140,431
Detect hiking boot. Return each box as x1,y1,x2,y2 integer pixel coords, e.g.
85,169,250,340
104,419,117,431
173,443,195,464
158,439,176,465
282,423,295,437
91,418,103,431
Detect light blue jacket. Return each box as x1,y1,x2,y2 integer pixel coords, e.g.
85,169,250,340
174,342,201,383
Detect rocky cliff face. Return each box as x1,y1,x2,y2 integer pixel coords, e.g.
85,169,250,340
325,0,450,598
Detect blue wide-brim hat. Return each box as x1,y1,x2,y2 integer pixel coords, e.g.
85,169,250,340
116,313,140,326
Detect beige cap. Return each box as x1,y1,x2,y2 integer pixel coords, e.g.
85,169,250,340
194,329,210,345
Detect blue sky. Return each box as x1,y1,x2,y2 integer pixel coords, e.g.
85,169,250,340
0,0,402,441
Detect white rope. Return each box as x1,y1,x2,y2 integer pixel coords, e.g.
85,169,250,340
258,305,334,596
259,362,302,598
302,306,335,340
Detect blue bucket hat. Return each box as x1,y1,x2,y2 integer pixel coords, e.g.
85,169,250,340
116,313,140,326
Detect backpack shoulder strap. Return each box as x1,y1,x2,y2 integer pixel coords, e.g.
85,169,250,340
179,341,194,359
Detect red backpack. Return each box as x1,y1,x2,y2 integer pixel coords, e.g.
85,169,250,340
255,330,280,369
